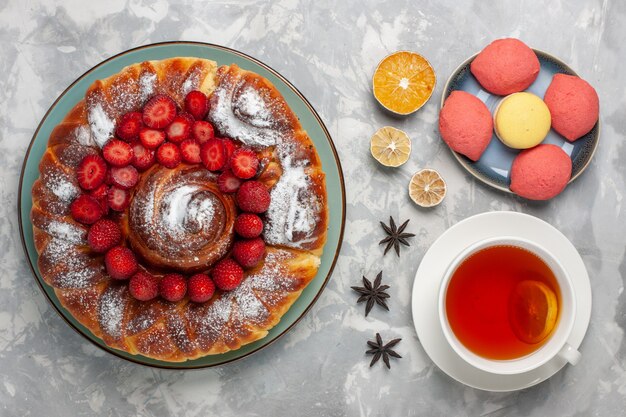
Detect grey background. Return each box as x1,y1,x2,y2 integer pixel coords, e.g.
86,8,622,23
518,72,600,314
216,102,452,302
1,0,625,416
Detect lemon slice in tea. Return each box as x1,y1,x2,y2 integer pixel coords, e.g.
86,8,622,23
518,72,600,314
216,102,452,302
370,126,412,167
508,280,558,344
409,169,446,207
372,51,436,115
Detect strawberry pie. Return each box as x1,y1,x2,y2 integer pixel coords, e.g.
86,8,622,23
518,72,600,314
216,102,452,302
31,58,328,361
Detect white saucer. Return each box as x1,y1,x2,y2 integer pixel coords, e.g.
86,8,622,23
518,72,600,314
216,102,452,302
411,211,592,392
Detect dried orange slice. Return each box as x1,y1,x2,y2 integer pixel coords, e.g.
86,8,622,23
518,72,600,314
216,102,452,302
508,280,558,344
409,169,446,207
370,126,412,167
373,51,436,115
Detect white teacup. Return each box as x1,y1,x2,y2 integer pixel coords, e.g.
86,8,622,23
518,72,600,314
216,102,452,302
438,236,581,375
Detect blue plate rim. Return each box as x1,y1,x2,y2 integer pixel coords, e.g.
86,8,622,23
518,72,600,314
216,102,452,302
440,48,601,194
17,41,346,369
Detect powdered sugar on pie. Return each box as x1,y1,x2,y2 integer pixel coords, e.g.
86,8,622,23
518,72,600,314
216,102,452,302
264,152,320,248
208,75,289,148
88,103,115,148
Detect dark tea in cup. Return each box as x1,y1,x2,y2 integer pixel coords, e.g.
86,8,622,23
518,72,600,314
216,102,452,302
445,245,561,360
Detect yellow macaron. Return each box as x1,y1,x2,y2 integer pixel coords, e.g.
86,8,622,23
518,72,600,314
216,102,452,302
494,92,551,149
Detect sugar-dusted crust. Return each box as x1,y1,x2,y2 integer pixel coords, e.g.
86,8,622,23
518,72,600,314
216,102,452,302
31,58,328,361
122,164,238,274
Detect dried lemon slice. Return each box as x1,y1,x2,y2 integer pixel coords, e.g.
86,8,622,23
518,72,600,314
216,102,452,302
508,280,558,344
370,126,412,167
373,51,436,115
409,169,446,207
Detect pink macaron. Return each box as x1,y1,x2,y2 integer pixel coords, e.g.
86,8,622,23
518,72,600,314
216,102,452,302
439,91,493,161
510,144,572,200
470,38,540,96
543,73,599,142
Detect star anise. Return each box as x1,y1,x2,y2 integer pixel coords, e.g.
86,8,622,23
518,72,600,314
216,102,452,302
351,271,390,316
366,333,402,369
379,216,415,256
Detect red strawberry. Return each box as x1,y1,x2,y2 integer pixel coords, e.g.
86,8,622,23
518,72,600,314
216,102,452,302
200,139,225,171
159,273,187,302
131,143,156,171
192,120,214,144
217,170,242,193
76,155,107,190
221,138,237,169
180,139,201,164
87,219,121,253
129,271,159,301
104,246,138,280
142,94,176,128
236,181,271,213
88,183,110,214
116,112,143,141
89,183,109,200
234,213,264,238
211,258,244,291
230,148,259,179
156,142,181,168
104,169,114,185
107,186,131,211
110,166,139,189
103,139,134,167
70,194,103,224
184,90,209,120
165,115,192,143
178,112,195,124
188,273,215,303
232,238,266,268
139,128,166,149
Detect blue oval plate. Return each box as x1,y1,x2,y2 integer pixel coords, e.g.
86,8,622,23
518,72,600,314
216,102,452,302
18,42,346,368
441,49,600,193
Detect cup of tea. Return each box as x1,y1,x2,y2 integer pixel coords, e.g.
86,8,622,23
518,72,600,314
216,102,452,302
438,236,581,375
